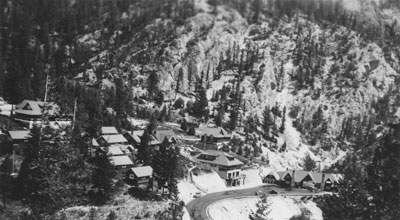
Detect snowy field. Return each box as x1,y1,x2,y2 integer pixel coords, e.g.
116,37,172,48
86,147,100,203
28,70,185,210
208,196,323,220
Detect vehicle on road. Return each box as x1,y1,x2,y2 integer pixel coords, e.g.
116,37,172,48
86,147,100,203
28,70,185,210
255,190,263,196
268,190,278,194
193,192,202,198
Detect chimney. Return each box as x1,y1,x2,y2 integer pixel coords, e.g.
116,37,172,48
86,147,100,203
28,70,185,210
320,173,326,191
291,170,295,187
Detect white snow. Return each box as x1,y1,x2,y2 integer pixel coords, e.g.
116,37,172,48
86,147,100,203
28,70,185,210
178,181,199,204
242,168,263,187
192,170,227,193
208,196,323,220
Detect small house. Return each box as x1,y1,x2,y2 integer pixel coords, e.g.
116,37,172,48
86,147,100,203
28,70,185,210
260,168,280,184
126,166,153,188
124,130,161,148
98,134,128,146
108,155,134,173
154,129,178,144
197,127,231,143
14,100,59,122
101,126,119,135
106,145,125,157
8,130,31,155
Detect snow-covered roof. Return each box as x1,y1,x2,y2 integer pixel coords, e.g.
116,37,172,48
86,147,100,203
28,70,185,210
107,145,125,156
15,100,58,116
118,144,135,153
109,155,133,166
92,138,99,147
155,129,178,142
260,167,280,180
127,130,144,143
100,134,128,144
8,130,30,140
195,150,243,167
130,166,153,178
101,126,119,135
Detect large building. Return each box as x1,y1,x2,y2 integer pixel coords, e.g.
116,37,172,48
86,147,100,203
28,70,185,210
195,150,243,186
276,170,340,191
14,100,59,121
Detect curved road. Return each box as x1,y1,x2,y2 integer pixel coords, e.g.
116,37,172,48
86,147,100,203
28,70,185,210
186,185,325,220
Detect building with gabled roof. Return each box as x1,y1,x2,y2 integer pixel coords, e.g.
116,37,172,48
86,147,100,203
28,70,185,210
8,130,31,141
108,155,134,173
8,130,31,155
154,129,178,144
195,150,243,186
126,166,153,188
124,130,161,148
106,145,125,156
260,168,281,184
14,100,59,121
277,170,339,191
101,126,119,135
197,127,231,143
98,134,128,146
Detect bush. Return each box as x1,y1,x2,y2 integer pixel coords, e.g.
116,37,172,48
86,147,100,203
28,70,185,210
187,127,196,135
174,97,185,109
128,187,148,200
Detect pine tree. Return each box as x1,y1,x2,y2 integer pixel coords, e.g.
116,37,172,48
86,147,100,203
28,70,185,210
250,193,271,219
229,110,239,130
91,153,116,205
137,129,153,165
280,106,287,133
180,119,188,132
312,106,324,128
237,145,243,156
148,71,159,98
215,108,225,127
253,140,260,157
280,141,287,153
262,106,274,136
192,87,209,120
303,154,316,171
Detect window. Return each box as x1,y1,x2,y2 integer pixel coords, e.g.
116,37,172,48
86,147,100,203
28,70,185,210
236,171,239,176
228,173,231,179
129,174,135,179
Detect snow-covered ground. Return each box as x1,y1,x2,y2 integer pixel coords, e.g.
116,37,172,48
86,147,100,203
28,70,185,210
192,170,227,193
242,168,263,186
208,196,323,220
178,167,265,203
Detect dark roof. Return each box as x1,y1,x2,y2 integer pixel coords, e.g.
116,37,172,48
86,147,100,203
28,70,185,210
198,127,230,138
195,150,243,167
277,170,339,184
125,130,161,145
